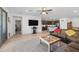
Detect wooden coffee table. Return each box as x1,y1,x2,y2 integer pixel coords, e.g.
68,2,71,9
39,36,60,52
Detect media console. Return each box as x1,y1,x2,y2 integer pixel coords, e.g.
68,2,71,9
32,27,37,34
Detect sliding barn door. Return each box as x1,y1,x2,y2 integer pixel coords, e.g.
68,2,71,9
0,8,7,46
0,8,2,45
2,9,7,42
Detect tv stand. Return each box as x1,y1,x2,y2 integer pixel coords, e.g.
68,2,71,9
32,27,37,34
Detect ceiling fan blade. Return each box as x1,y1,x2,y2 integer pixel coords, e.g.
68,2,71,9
47,9,52,11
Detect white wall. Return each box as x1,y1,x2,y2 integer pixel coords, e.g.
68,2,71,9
22,15,42,34
2,8,42,39
2,7,14,38
9,14,42,37
2,7,42,38
8,14,14,38
71,17,79,27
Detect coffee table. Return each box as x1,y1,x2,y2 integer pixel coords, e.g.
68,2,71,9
39,36,60,52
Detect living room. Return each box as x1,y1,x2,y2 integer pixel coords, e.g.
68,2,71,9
1,0,79,59
0,7,79,52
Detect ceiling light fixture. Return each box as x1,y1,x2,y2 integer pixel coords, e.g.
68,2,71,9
41,11,48,15
41,7,48,15
42,7,46,10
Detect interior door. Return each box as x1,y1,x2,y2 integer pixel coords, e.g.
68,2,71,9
15,20,21,34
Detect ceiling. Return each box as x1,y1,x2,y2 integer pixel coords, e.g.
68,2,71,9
5,7,79,20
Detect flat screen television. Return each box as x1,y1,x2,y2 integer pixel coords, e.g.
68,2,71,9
29,20,38,26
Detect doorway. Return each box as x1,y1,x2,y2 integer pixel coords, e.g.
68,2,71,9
15,20,21,34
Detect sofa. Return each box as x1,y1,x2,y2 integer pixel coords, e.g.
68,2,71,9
50,30,79,52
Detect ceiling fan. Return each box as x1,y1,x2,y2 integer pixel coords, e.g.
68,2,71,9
40,7,53,15
26,7,53,15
